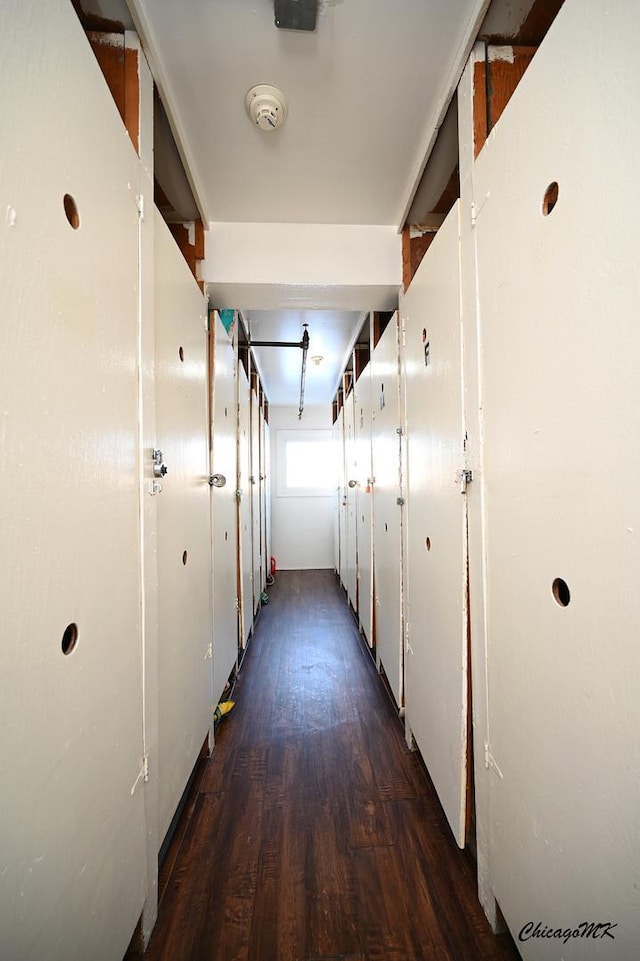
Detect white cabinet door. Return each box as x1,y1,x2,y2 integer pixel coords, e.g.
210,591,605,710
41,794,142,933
337,408,347,588
154,212,213,843
474,1,640,952
250,385,262,613
371,317,404,704
403,202,467,846
343,388,358,610
0,4,146,956
354,366,374,645
210,313,238,705
238,364,253,647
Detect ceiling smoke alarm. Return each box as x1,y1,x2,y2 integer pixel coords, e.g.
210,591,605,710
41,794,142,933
245,84,288,131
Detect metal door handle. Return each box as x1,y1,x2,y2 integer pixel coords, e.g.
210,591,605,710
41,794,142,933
348,479,358,488
209,473,227,488
152,449,168,477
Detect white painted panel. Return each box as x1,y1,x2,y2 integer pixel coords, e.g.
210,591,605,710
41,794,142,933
154,212,212,844
250,386,262,612
371,317,403,703
264,419,272,573
238,363,253,646
211,313,239,704
259,404,268,594
344,388,358,609
0,2,146,956
474,1,640,954
354,366,374,644
337,408,348,586
403,203,467,846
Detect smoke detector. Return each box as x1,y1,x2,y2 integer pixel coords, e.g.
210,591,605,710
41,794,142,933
245,84,288,131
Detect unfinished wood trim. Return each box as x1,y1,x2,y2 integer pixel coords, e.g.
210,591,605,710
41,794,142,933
168,219,206,286
87,32,139,156
123,46,139,155
487,46,537,134
473,58,488,159
401,226,412,292
354,342,371,382
474,46,538,158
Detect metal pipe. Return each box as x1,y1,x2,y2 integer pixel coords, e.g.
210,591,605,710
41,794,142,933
246,339,306,348
298,324,309,419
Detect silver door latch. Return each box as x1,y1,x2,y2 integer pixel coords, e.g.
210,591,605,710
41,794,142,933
457,469,473,493
209,473,227,488
152,449,168,477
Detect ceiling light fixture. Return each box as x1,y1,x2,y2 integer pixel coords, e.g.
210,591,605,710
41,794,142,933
245,84,288,131
311,355,324,366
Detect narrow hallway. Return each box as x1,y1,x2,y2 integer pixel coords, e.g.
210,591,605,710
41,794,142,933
143,570,519,961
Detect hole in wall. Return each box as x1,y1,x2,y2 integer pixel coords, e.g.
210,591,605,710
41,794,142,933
552,577,570,607
182,550,188,566
224,531,228,542
224,407,228,417
384,522,388,533
425,537,431,552
63,194,80,229
179,346,184,362
422,328,427,343
61,622,79,655
542,182,559,216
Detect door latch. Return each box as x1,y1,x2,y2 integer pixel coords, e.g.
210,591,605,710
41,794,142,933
457,469,473,493
152,449,168,478
209,473,227,488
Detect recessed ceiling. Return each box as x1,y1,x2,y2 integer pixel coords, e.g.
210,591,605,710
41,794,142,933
128,0,490,226
242,309,364,406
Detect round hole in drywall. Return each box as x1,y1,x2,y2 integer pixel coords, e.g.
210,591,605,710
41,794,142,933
63,194,80,229
542,182,559,216
61,622,79,655
426,537,431,552
552,577,570,607
179,346,184,362
182,550,188,566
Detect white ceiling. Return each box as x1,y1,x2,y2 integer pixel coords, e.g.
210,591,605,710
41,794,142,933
242,308,364,406
129,0,488,227
122,0,491,405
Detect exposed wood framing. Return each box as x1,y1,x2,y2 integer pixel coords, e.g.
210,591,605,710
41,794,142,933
473,45,537,158
402,227,437,293
86,32,139,155
168,220,205,291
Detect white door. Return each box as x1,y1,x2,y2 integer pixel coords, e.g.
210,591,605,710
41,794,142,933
371,316,404,704
403,202,467,845
154,213,213,842
211,312,238,704
354,366,374,645
259,403,268,592
264,419,272,575
237,364,253,647
0,4,146,956
344,388,358,609
332,416,342,575
474,2,640,952
250,383,262,612
337,408,347,587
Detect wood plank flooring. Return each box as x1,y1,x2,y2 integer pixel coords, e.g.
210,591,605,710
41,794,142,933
142,570,520,961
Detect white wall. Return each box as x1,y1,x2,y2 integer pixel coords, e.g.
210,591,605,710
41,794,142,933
269,405,335,570
204,222,401,310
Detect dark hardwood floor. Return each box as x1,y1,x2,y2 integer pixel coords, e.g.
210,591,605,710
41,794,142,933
142,569,520,961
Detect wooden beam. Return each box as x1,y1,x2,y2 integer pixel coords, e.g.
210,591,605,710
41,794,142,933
87,33,139,155
474,46,538,158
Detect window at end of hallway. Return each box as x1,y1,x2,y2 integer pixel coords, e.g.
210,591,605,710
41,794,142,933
276,430,337,497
